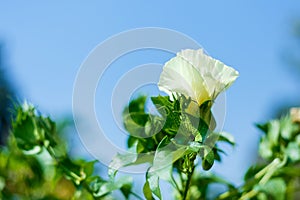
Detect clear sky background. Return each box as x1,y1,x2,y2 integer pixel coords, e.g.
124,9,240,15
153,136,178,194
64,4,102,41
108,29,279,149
1,1,300,188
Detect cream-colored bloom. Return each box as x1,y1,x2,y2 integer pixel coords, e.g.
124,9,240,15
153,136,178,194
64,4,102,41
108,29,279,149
158,49,239,105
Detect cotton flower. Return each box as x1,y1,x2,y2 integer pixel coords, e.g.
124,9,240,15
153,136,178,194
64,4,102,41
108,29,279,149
158,49,239,106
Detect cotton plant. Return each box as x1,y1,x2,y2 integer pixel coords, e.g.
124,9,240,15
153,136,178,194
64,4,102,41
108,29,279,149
109,49,239,200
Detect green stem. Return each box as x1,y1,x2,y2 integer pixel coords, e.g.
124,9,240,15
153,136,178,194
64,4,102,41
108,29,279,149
130,192,144,200
45,145,57,159
219,157,287,200
182,166,195,200
254,158,280,181
217,191,232,199
259,157,286,185
240,189,258,200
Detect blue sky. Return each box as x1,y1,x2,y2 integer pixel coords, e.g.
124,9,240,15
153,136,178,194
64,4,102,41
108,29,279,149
1,1,300,186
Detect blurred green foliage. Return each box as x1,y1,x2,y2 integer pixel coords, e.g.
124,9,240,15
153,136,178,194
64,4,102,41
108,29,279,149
0,97,299,199
0,103,133,200
218,111,300,200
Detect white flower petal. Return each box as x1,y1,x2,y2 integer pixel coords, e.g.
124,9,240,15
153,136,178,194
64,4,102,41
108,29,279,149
177,49,239,99
158,56,210,105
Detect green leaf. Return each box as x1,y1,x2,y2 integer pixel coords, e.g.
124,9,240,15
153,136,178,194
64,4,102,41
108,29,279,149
280,116,294,140
88,176,105,193
123,112,149,137
144,116,164,138
109,141,153,178
151,95,173,117
213,148,222,162
145,137,200,199
128,95,147,113
109,143,139,178
199,100,216,130
151,138,194,171
143,180,155,200
217,131,235,146
12,105,58,153
93,176,133,197
256,123,268,133
151,136,179,171
202,130,218,146
37,116,57,147
126,112,149,126
149,159,176,190
127,136,146,153
267,120,280,146
12,109,40,151
151,95,182,135
146,170,162,200
257,178,286,200
199,146,215,170
259,136,273,159
212,146,228,162
285,142,300,162
122,95,152,138
120,181,132,199
258,120,283,150
181,114,202,139
83,160,97,177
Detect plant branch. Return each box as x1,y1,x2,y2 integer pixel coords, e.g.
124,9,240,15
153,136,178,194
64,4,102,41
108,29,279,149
182,165,195,200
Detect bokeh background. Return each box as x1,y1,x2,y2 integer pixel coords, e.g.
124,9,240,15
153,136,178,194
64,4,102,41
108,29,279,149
1,0,300,189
